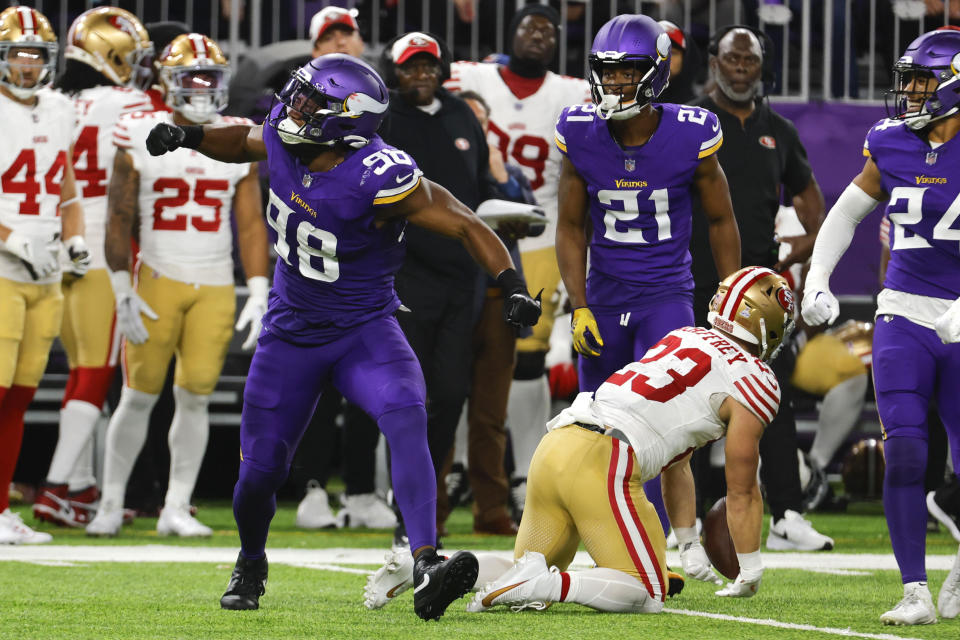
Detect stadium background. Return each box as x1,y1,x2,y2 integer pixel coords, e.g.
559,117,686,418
10,0,946,507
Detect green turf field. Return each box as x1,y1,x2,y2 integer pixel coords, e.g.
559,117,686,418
2,501,958,640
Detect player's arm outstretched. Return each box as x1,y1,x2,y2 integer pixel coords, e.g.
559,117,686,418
380,177,541,328
555,155,603,357
662,454,723,585
233,164,270,350
105,148,156,345
145,122,268,163
801,159,885,327
693,154,741,280
717,396,765,598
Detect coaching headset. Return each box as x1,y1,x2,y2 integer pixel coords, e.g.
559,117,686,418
708,24,776,97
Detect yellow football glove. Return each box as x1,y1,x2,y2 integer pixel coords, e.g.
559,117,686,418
571,307,603,357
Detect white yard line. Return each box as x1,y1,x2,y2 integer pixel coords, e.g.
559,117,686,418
664,608,924,640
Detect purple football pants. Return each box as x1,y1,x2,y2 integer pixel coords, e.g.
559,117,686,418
233,315,435,558
577,296,694,535
874,314,960,584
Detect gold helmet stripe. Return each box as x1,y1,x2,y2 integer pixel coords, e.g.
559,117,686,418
718,266,771,321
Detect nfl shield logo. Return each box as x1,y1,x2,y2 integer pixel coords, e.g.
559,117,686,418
302,174,313,187
625,158,636,172
926,151,938,165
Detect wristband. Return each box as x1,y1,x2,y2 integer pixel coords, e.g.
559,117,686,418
736,550,763,580
674,527,700,547
59,196,80,208
496,267,526,297
108,269,134,296
246,275,269,300
181,125,205,149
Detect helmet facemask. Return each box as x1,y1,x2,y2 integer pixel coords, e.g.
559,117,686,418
162,66,229,123
886,60,960,130
589,55,662,120
0,42,56,99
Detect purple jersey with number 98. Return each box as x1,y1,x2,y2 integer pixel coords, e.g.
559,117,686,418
864,118,960,299
261,116,425,343
554,102,723,314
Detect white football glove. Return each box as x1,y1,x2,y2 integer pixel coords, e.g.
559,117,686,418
64,235,91,277
716,571,762,598
679,541,723,585
4,229,59,280
235,276,269,351
109,270,157,345
934,297,960,344
801,289,840,326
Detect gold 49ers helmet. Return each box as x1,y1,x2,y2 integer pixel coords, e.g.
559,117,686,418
708,266,796,361
158,33,230,123
0,6,58,99
65,7,153,89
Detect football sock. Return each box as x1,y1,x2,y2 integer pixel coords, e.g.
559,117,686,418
165,386,210,509
0,385,35,512
68,438,97,492
45,400,101,484
453,406,468,468
561,568,660,613
883,436,928,584
99,387,159,510
378,405,437,552
643,476,671,535
507,376,550,479
809,373,868,469
233,461,280,560
473,553,514,590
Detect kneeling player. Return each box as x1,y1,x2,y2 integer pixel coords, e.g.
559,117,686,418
366,266,794,613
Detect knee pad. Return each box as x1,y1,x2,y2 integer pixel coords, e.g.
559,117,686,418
514,351,546,380
242,436,292,472
173,385,210,413
878,391,928,435
118,386,159,414
374,377,426,418
883,437,927,487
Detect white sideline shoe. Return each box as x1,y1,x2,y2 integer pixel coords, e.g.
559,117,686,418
0,509,52,544
666,518,702,549
939,548,960,619
766,510,834,551
337,493,397,529
881,582,937,625
157,505,213,537
363,546,414,609
85,504,124,537
468,551,558,612
296,480,337,529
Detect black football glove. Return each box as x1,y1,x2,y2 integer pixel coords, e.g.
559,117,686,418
497,268,542,328
146,123,186,156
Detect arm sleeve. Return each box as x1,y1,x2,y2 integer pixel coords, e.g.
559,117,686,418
805,182,881,291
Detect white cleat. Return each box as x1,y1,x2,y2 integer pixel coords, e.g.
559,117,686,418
363,546,414,609
296,480,337,529
85,504,124,537
467,551,558,613
0,509,52,544
939,549,960,619
766,510,834,551
881,582,937,625
157,505,213,538
666,518,702,550
337,493,397,529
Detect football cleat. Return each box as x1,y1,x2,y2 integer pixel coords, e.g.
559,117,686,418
412,549,479,621
939,548,960,619
927,486,960,543
296,480,337,529
766,510,834,551
363,546,414,610
337,493,397,530
0,508,52,544
445,463,473,509
85,504,124,537
157,505,213,537
33,483,79,527
880,582,937,625
468,551,558,613
220,552,268,610
667,570,685,597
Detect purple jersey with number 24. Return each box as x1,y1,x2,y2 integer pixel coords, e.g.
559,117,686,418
260,115,424,344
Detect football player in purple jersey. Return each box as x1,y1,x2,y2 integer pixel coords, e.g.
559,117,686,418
803,28,960,625
145,54,541,620
555,14,740,535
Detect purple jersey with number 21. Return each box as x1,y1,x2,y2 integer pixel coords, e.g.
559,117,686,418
261,116,424,343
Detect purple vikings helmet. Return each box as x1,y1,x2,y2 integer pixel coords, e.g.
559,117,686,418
888,28,960,130
589,15,671,120
269,53,388,147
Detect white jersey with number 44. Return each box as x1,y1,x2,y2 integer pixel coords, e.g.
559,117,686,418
0,88,75,284
547,326,781,482
114,110,252,286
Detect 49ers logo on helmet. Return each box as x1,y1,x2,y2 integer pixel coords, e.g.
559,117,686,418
776,287,795,314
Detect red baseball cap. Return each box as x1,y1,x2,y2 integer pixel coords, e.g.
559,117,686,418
658,20,686,51
391,32,442,65
309,7,359,43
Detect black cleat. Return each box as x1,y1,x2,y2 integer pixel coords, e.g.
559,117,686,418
220,552,268,610
412,549,479,621
667,570,685,597
928,480,960,543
